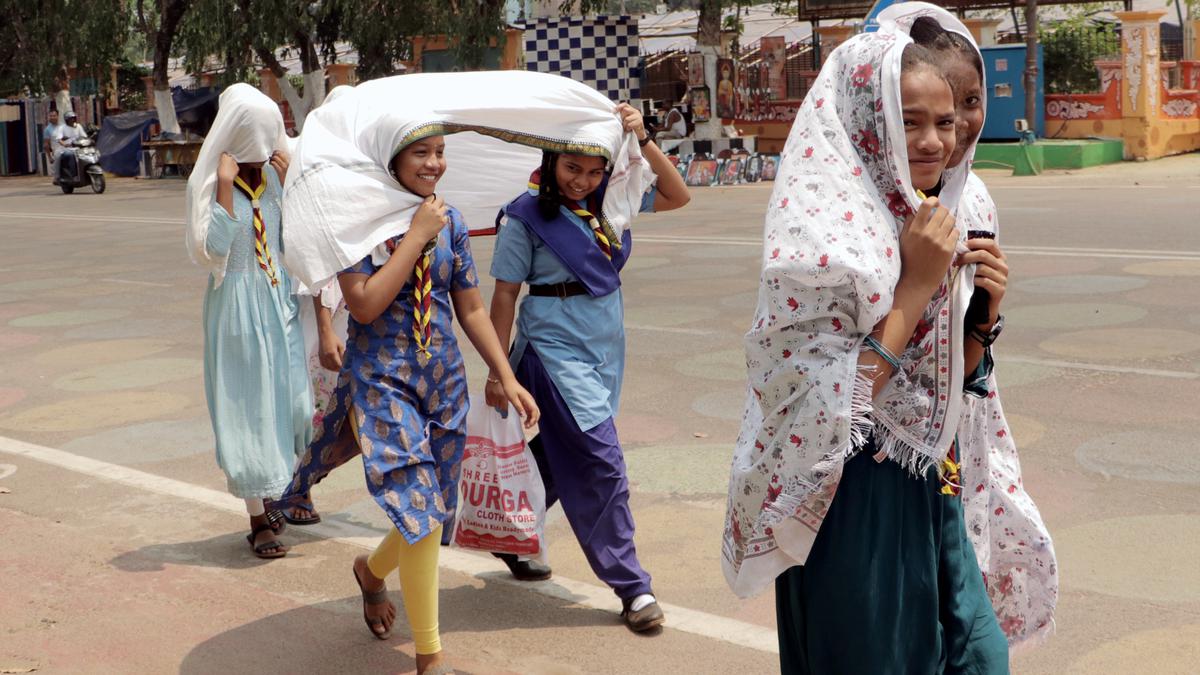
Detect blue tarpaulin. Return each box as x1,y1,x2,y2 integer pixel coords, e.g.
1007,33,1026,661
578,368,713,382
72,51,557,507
98,87,219,176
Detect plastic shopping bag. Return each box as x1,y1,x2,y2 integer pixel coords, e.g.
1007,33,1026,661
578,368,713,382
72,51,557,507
453,394,546,556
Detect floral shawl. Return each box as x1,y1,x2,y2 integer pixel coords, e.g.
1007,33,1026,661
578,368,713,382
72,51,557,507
723,29,977,598
956,179,1058,646
881,3,1059,646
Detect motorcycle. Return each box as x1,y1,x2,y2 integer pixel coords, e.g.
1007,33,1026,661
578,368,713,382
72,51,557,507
57,135,106,195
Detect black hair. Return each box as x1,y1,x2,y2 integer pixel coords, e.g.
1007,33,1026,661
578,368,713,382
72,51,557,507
537,151,563,220
909,17,984,83
900,42,948,83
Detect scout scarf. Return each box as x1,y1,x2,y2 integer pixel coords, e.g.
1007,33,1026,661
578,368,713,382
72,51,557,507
723,30,975,598
231,171,279,286
281,70,655,292
527,168,613,259
185,83,288,287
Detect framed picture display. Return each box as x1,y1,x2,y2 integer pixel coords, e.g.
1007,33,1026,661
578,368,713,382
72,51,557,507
719,158,743,185
761,35,787,100
760,154,781,181
742,154,763,183
687,53,706,87
690,86,711,123
684,158,719,186
716,58,737,119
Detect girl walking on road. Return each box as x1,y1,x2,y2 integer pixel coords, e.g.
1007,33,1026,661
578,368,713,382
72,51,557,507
725,30,1011,672
893,3,1059,647
185,84,312,560
272,100,538,675
486,102,690,632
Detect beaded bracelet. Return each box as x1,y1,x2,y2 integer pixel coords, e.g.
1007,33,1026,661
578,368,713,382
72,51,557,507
863,336,902,371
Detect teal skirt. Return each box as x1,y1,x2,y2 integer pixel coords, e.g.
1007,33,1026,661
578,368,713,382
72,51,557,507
775,444,1009,674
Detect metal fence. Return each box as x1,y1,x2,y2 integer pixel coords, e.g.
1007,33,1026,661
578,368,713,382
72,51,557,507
640,38,819,114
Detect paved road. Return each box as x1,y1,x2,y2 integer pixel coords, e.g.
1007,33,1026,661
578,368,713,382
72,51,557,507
1,154,1198,674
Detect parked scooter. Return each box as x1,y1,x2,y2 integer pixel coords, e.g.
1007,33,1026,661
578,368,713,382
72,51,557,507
57,133,106,195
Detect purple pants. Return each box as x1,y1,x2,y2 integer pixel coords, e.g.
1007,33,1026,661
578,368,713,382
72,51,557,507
516,348,653,601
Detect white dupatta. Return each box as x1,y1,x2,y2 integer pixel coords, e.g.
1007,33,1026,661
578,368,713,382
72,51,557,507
280,70,653,291
185,84,289,287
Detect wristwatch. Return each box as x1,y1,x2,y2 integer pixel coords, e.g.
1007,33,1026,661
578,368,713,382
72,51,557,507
969,314,1004,347
638,133,653,147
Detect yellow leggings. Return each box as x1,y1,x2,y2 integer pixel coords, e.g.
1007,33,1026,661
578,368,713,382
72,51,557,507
351,408,442,655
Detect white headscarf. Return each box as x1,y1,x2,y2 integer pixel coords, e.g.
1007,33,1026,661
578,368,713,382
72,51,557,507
723,28,977,598
281,70,653,291
882,2,1059,647
185,83,288,286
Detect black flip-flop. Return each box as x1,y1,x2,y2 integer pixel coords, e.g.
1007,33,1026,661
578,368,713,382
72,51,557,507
247,524,288,559
283,501,321,526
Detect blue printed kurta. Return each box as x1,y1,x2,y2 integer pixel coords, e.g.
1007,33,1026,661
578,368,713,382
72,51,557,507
202,166,313,498
280,208,478,544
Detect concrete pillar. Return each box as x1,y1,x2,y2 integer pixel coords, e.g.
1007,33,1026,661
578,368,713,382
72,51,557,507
815,25,856,66
325,63,357,88
962,18,1002,47
1115,10,1166,159
140,76,156,110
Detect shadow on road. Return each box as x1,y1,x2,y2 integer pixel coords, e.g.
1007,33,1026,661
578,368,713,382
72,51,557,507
177,578,622,674
109,530,286,571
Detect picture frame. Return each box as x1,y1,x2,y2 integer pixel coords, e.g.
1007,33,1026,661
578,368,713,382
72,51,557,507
760,154,781,181
687,53,706,87
716,58,737,119
689,86,711,123
742,154,763,183
718,158,743,185
684,158,719,187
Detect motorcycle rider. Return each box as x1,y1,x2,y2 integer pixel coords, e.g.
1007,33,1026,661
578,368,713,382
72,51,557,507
54,111,85,184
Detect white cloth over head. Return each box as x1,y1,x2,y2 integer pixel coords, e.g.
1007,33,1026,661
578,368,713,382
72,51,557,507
882,2,1059,648
280,70,653,291
723,28,978,598
185,83,289,286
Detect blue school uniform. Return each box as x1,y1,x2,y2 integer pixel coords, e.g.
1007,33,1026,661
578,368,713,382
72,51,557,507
490,184,657,601
202,166,313,499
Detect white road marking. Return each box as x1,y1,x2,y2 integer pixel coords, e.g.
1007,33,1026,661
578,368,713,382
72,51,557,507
637,236,1200,262
99,277,174,288
0,434,780,654
626,323,721,336
2,212,182,225
998,355,1199,380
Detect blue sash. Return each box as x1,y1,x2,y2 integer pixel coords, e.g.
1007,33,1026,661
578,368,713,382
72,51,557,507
499,192,632,298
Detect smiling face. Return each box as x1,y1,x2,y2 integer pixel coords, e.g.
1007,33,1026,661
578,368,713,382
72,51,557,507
944,56,984,168
554,153,606,202
391,135,446,197
901,67,957,191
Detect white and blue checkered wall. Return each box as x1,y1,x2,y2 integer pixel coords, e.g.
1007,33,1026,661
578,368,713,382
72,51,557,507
524,16,641,102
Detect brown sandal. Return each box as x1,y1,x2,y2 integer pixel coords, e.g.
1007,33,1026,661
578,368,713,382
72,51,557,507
246,523,288,559
353,564,393,639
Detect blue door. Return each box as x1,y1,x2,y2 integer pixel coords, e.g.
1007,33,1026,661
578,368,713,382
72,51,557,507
981,45,1044,140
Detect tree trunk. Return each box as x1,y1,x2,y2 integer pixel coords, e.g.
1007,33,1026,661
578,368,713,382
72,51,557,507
695,0,724,139
151,0,189,135
1023,0,1038,135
